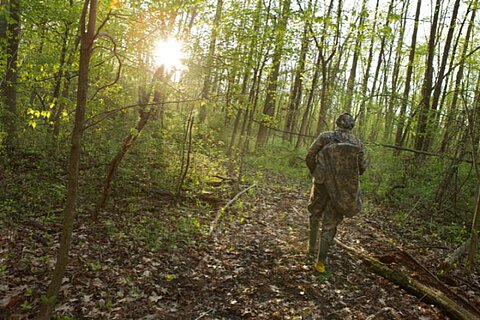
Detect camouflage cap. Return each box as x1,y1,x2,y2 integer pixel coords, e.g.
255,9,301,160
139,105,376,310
336,113,355,130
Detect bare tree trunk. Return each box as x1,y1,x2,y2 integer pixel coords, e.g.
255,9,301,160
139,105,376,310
296,51,321,150
255,0,291,149
344,0,367,114
283,6,310,141
383,0,408,143
395,0,421,147
315,0,342,135
36,1,98,318
422,0,461,152
440,8,476,153
93,67,165,218
228,0,263,157
358,0,380,135
365,0,394,140
0,0,20,152
198,0,223,123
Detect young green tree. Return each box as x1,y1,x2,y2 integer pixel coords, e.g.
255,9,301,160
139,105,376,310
37,0,98,317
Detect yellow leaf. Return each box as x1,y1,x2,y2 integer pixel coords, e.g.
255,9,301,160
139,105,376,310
314,262,326,273
165,274,176,281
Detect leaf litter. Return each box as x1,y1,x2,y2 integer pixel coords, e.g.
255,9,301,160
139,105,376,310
0,184,478,319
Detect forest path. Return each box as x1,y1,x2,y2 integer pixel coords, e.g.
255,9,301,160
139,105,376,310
0,185,465,319
155,186,446,320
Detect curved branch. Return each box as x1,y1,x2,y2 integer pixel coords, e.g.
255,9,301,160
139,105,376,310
90,33,122,100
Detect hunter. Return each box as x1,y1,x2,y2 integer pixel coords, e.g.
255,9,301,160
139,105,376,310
306,113,367,272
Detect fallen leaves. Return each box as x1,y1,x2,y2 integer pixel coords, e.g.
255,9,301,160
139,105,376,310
1,185,477,319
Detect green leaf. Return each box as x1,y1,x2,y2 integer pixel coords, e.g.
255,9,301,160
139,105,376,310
41,294,57,305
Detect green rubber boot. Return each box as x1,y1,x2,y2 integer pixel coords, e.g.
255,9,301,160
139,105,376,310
309,214,321,256
317,230,335,266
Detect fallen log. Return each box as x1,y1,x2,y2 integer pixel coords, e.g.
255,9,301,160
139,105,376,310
335,239,480,320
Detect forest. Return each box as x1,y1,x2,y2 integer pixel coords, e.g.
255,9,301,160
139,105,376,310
1,0,480,318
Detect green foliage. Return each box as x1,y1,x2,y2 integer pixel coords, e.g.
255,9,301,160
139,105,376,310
245,140,307,186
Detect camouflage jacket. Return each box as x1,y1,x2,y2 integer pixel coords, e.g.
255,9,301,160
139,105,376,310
306,128,366,178
306,128,367,217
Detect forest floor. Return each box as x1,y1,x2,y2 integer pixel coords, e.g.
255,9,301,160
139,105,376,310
1,180,480,319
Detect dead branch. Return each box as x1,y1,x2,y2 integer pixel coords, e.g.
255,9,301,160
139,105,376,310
399,248,480,315
335,239,480,320
439,238,471,270
208,184,256,236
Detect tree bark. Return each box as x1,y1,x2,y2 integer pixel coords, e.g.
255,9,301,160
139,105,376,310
384,0,408,143
283,7,310,141
93,67,165,218
440,8,476,153
255,0,291,149
422,0,461,152
395,0,421,147
344,0,367,114
358,0,380,136
1,0,20,152
198,0,223,123
36,1,98,318
336,239,480,320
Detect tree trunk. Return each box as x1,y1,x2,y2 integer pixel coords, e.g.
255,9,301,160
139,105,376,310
228,0,263,157
358,0,380,136
422,0,461,152
255,0,291,149
296,51,321,150
365,0,394,140
198,0,223,123
36,1,98,318
383,0,408,143
315,0,342,135
1,0,20,152
415,0,440,151
336,240,480,320
395,0,421,147
344,0,367,114
283,9,310,141
440,8,475,153
93,67,165,218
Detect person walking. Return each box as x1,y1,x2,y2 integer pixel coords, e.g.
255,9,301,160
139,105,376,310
306,113,367,272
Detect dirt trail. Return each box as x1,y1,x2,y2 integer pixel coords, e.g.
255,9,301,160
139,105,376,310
0,186,464,319
169,187,446,320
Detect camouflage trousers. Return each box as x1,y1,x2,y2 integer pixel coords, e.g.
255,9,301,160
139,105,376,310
308,183,343,264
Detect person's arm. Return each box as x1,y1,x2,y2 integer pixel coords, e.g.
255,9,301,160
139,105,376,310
306,134,328,173
358,142,368,175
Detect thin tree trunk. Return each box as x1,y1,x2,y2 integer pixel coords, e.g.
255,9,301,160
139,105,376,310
395,0,421,147
315,0,342,135
255,0,291,149
93,67,165,217
440,8,475,153
283,9,310,141
296,51,321,150
358,0,380,136
199,0,223,123
36,1,98,318
415,0,440,151
344,0,367,114
384,0,408,142
366,0,394,140
423,0,461,152
1,0,20,152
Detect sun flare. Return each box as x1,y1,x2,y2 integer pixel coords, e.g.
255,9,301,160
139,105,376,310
152,38,185,70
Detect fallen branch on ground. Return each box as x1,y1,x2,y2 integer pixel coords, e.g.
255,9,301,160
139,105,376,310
208,184,256,237
335,239,480,320
439,237,480,270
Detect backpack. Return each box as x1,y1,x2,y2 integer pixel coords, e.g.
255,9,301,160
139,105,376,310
313,142,363,217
